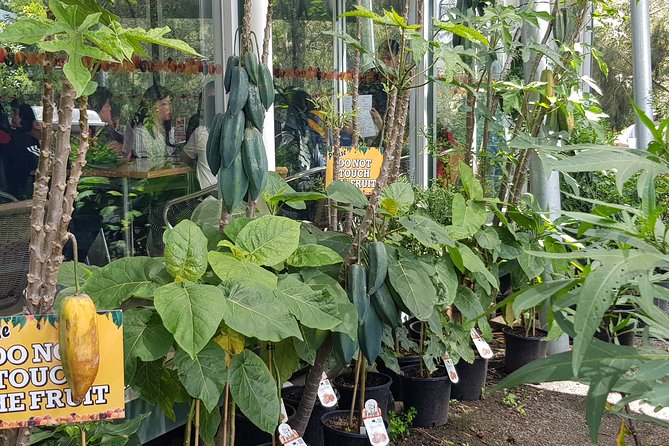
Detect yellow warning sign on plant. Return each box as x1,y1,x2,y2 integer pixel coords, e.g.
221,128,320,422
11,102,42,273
326,146,384,195
0,311,124,429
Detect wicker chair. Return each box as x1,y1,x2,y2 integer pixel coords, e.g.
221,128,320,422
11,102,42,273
0,199,32,310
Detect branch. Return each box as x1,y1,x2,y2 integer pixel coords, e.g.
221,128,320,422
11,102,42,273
261,0,273,65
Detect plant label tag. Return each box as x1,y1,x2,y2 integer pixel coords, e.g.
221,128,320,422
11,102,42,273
277,423,307,446
318,373,338,407
280,398,288,423
362,399,389,446
442,353,459,383
470,328,493,359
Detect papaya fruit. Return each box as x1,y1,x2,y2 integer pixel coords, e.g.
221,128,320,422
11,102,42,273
243,51,260,85
258,64,275,110
333,331,357,364
366,241,388,295
359,300,383,363
219,149,249,212
221,109,246,169
205,112,224,176
224,55,239,93
59,293,100,404
241,126,268,201
371,282,402,328
244,84,265,131
228,66,249,115
349,263,368,325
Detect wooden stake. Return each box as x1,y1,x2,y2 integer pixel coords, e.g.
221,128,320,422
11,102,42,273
195,399,201,446
81,429,86,446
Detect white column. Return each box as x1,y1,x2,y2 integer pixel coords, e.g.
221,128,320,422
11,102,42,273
631,0,654,150
220,0,238,113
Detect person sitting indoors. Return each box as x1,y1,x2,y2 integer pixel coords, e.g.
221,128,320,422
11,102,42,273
123,84,176,158
88,86,124,153
0,103,40,199
182,82,217,188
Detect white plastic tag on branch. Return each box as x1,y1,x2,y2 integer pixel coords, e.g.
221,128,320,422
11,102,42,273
361,399,389,446
442,352,459,383
470,328,493,359
318,372,338,407
280,398,288,423
278,423,307,446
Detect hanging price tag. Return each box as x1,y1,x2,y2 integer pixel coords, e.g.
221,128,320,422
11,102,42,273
278,423,307,446
317,372,338,407
280,398,288,423
442,352,459,383
470,328,494,359
361,399,389,446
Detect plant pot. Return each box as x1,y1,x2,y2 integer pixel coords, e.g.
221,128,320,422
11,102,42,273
282,385,337,446
321,410,388,446
399,366,452,427
503,327,548,374
407,320,422,341
332,372,392,419
376,354,420,402
235,402,295,446
595,307,637,346
450,355,488,401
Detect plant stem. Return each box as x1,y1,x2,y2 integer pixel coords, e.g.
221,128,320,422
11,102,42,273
268,344,277,446
292,338,332,435
185,399,195,446
229,402,236,446
349,351,364,428
419,321,425,378
195,400,201,446
359,362,367,430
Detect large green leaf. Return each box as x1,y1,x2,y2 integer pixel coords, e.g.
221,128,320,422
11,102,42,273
458,162,484,200
453,285,484,321
57,262,97,288
164,220,209,281
433,258,458,306
229,350,280,434
174,343,228,412
220,280,301,342
0,17,60,44
131,360,189,421
236,216,301,266
224,217,253,243
274,275,341,330
512,279,577,319
123,308,172,364
326,180,368,208
446,194,487,240
457,243,499,290
208,252,277,289
586,374,618,444
399,215,455,248
286,244,343,267
386,248,437,320
380,183,415,216
154,281,227,358
199,405,222,446
83,257,171,309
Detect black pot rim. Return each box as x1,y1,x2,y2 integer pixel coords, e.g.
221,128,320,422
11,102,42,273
320,410,369,439
502,326,548,341
333,371,393,388
399,365,452,383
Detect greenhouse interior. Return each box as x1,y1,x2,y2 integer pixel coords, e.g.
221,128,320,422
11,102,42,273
0,1,668,445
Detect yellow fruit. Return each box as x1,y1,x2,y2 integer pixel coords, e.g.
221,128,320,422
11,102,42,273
59,293,100,404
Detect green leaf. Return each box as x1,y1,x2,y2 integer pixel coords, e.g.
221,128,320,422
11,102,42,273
399,215,455,248
154,281,227,358
512,279,577,319
586,374,618,444
236,216,302,266
199,405,221,446
454,286,484,321
286,244,343,267
122,26,200,56
259,339,300,384
458,243,499,290
208,251,278,289
433,259,458,306
446,194,487,240
83,257,171,309
0,18,58,44
434,20,489,46
131,361,189,421
57,262,97,287
164,220,209,281
458,162,484,200
229,350,280,434
224,217,253,243
380,183,414,216
174,343,228,412
274,275,341,330
474,227,501,252
327,180,368,208
94,412,150,439
123,308,172,367
386,248,437,320
220,280,302,342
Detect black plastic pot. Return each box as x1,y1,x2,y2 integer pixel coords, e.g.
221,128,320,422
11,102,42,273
282,385,337,446
450,355,488,401
376,354,421,402
503,327,548,374
399,366,452,428
235,402,295,446
332,372,392,419
321,410,388,446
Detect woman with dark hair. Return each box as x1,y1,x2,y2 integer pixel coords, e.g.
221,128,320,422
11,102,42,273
0,103,40,199
182,81,217,188
88,86,124,153
123,84,175,158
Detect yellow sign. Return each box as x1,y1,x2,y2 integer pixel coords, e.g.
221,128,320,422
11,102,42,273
0,311,124,429
326,147,384,195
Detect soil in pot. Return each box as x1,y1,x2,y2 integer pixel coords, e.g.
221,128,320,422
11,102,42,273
451,355,488,401
321,410,388,446
399,365,452,428
282,385,336,446
503,326,548,374
235,402,295,446
332,372,392,419
376,354,420,402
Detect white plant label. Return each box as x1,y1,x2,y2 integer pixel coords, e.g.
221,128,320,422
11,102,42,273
442,352,459,383
362,399,389,446
280,398,288,423
471,328,494,359
278,423,307,446
318,372,338,407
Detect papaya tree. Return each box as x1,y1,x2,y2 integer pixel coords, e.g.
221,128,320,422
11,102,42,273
0,1,197,444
